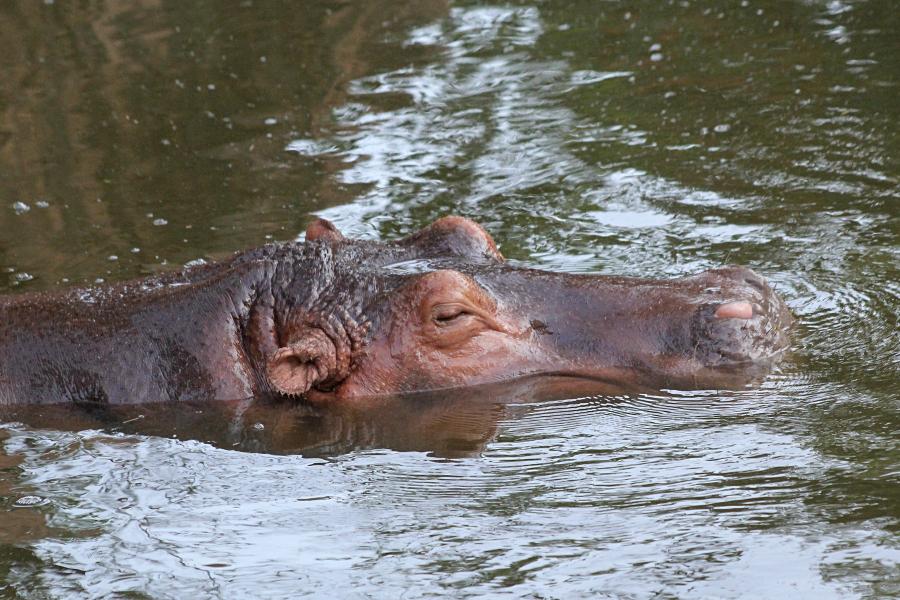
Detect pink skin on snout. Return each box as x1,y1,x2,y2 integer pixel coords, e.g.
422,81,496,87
714,301,754,320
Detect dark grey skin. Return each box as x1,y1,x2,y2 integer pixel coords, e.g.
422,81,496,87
0,217,792,407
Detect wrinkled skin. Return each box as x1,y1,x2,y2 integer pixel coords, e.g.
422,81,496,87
0,217,791,407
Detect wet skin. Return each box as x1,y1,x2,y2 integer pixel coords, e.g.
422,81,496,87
0,217,792,406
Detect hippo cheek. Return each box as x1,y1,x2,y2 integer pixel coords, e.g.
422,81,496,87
325,269,537,397
412,333,543,391
329,329,539,399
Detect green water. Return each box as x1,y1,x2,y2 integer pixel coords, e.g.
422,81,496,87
0,1,897,598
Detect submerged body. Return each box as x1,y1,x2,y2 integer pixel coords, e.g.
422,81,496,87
0,217,791,406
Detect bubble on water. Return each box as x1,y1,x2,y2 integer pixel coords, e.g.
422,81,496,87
184,258,207,268
264,117,278,125
253,423,265,431
35,200,50,208
131,247,141,253
714,123,731,133
14,272,33,282
650,52,664,62
108,255,118,261
13,495,48,508
12,201,30,214
649,43,662,52
153,218,168,226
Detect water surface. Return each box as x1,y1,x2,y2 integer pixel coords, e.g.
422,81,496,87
0,1,898,598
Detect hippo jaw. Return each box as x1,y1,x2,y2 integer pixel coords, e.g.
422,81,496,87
253,218,791,401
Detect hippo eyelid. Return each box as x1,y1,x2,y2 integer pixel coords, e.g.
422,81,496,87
429,302,505,335
431,303,473,325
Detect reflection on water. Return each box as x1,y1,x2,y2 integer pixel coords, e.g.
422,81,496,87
3,384,898,598
1,0,898,598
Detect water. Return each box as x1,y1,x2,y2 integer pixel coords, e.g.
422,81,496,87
0,0,897,597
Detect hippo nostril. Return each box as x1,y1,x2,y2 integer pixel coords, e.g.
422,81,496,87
714,301,754,320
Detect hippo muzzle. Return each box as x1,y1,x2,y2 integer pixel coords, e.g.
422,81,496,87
688,266,792,369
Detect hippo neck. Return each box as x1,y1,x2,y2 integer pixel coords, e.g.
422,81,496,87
0,253,285,406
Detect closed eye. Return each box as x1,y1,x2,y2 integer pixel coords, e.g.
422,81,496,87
432,303,473,326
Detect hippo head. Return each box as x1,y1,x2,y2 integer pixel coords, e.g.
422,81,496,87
254,217,792,401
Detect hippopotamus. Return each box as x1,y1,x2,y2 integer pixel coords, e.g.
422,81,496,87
0,217,791,407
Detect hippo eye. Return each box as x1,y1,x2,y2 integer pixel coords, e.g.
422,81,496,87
432,303,472,326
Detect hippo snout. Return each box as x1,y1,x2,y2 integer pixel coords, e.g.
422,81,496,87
690,267,792,367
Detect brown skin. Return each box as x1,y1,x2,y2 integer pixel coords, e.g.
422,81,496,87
0,216,791,407
324,265,790,400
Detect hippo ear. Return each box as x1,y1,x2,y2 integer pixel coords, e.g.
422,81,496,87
402,216,503,261
305,218,345,243
266,328,337,396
